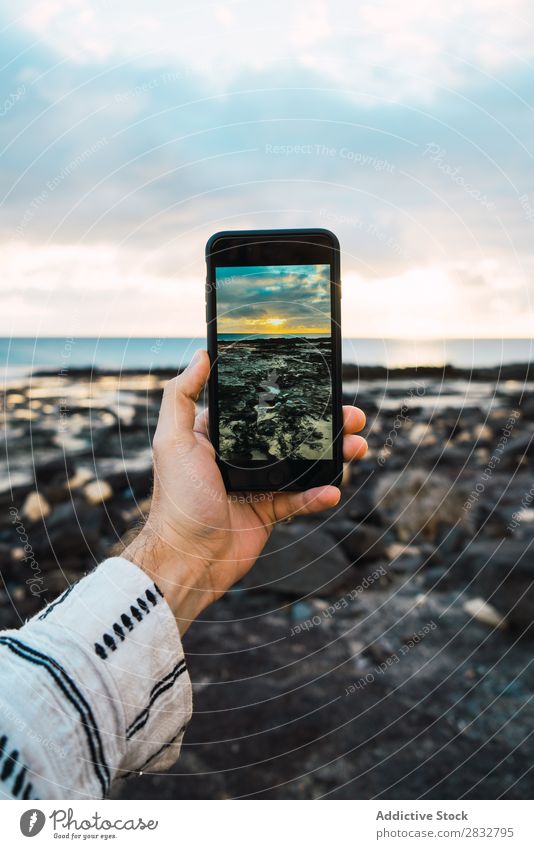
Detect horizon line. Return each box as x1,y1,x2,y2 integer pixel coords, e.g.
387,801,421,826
1,335,533,342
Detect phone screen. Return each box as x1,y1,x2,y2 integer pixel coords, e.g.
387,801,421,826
215,263,334,464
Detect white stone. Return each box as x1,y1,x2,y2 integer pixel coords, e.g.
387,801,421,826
22,491,51,522
386,542,419,560
83,479,113,505
68,468,95,489
463,597,507,629
474,424,493,442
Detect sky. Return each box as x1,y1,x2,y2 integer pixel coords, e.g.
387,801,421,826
1,0,534,339
216,264,331,335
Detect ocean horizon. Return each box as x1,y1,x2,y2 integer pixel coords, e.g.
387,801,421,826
217,333,330,340
1,336,532,376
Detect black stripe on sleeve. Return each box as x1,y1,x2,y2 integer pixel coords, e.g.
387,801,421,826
120,724,188,781
0,637,110,796
38,583,77,620
126,658,188,739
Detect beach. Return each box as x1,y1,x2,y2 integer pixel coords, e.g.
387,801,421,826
217,335,333,461
0,359,533,798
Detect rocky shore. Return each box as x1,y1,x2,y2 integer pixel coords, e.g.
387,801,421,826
1,362,533,799
217,336,333,461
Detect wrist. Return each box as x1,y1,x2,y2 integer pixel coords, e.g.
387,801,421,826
122,529,212,637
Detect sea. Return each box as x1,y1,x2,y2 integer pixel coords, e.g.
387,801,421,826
0,337,532,377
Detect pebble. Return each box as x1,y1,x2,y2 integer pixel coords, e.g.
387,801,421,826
463,597,507,630
21,491,51,522
68,468,95,489
386,543,420,560
83,479,113,505
414,593,428,607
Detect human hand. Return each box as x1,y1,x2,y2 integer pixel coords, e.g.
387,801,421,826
123,350,368,635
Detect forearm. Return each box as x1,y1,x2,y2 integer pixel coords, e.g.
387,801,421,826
0,557,192,800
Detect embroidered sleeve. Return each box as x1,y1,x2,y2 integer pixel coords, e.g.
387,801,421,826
0,557,192,799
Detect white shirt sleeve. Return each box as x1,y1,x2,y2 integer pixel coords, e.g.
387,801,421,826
0,556,192,800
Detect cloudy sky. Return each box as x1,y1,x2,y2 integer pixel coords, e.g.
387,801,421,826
1,0,534,338
216,264,331,334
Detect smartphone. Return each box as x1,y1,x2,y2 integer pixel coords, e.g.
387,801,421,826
205,228,343,491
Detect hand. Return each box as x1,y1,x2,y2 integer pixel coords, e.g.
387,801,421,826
123,349,368,635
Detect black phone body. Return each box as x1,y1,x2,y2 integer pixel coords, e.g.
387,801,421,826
206,228,343,491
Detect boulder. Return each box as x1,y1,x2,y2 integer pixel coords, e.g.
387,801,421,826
28,498,103,561
455,539,534,631
104,467,153,498
34,456,76,487
328,519,388,564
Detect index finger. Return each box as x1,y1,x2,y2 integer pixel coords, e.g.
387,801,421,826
342,405,366,434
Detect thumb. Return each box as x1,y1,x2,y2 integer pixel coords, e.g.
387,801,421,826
272,485,341,524
176,349,210,400
156,350,210,444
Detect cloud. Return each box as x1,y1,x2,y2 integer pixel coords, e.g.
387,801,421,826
0,4,533,336
210,264,328,333
216,266,332,324
222,304,268,319
7,0,534,103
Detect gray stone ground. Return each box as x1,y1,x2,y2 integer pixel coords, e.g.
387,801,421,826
1,366,533,799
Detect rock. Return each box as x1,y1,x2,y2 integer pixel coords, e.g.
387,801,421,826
422,565,450,589
104,467,153,498
385,543,420,560
342,394,378,415
434,524,470,558
456,539,534,631
290,601,314,622
389,555,422,575
501,434,534,469
0,483,35,513
241,523,350,597
463,597,507,630
28,498,103,560
414,592,429,607
375,469,472,542
518,397,534,421
343,487,376,522
472,424,493,445
21,491,51,522
328,520,387,564
137,496,152,515
409,423,436,445
68,468,95,489
480,504,517,539
34,456,76,487
39,482,72,505
42,568,82,598
364,639,396,664
384,542,423,574
83,479,113,505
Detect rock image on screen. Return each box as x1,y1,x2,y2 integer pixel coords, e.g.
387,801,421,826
215,264,333,463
